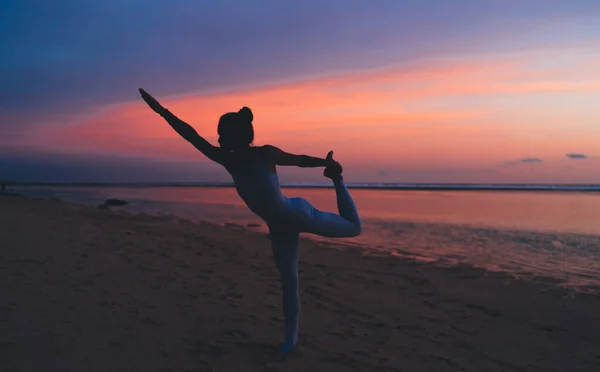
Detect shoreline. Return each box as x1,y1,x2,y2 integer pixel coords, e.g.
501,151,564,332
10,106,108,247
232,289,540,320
2,194,600,371
6,192,600,293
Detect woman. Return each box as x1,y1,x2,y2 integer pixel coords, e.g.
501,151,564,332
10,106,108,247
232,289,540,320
139,88,362,353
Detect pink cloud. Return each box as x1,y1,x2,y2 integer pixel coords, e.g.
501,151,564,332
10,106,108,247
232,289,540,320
11,46,600,183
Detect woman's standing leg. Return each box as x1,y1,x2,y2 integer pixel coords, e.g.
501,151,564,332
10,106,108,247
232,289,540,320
270,230,301,353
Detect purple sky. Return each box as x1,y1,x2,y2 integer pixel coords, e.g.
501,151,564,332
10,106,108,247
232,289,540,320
2,1,600,183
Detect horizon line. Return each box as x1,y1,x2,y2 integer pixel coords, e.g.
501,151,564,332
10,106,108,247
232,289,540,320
5,181,600,192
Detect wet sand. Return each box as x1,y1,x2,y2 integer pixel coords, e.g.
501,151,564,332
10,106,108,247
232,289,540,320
1,194,599,371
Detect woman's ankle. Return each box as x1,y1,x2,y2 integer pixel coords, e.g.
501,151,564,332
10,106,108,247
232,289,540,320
333,175,344,182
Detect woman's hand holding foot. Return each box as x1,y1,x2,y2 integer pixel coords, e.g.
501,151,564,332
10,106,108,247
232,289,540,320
324,151,343,180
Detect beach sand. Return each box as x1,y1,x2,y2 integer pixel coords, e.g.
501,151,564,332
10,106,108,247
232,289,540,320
1,194,599,371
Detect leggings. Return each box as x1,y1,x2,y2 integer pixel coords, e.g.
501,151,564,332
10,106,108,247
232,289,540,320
268,179,361,351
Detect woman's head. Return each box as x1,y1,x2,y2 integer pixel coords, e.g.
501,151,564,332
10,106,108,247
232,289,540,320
217,107,254,150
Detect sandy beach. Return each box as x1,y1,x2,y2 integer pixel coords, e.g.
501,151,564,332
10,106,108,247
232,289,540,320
1,194,599,372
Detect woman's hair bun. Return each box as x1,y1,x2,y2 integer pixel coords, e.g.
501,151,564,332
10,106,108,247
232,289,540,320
237,106,253,123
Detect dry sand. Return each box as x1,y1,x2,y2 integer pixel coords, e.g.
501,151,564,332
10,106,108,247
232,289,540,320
1,194,599,371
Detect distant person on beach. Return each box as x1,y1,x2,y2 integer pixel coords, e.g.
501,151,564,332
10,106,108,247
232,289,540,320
139,88,362,353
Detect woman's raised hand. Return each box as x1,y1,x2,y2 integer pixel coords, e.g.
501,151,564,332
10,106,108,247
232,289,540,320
139,88,165,114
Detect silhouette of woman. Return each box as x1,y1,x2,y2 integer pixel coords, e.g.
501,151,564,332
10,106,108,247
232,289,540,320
139,88,362,353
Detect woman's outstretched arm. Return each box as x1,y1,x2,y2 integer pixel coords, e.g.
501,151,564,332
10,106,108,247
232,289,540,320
262,145,332,168
139,88,224,164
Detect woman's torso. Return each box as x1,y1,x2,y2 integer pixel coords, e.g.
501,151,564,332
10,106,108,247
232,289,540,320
224,146,289,222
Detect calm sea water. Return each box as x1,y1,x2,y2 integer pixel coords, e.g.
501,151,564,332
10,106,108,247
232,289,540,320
12,185,600,289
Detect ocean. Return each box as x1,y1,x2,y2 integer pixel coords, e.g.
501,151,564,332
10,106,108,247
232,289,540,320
10,184,600,291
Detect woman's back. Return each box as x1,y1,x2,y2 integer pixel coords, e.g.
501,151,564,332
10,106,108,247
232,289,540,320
225,146,288,221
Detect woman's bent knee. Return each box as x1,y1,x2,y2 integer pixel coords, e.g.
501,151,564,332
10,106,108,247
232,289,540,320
348,222,362,237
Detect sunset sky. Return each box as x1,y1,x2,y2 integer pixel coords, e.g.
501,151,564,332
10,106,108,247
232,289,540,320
2,1,600,184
